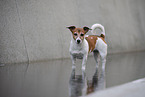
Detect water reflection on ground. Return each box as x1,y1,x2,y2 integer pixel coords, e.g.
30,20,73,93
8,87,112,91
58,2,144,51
0,52,145,97
69,68,106,97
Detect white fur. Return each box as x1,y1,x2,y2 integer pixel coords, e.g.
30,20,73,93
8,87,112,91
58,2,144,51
69,38,89,70
91,23,105,36
95,38,107,70
95,38,107,57
69,23,107,71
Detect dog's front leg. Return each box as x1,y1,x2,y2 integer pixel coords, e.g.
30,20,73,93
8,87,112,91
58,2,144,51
82,55,88,71
71,55,76,70
101,58,106,72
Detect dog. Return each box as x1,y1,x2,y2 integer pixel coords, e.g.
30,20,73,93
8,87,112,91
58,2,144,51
67,24,107,71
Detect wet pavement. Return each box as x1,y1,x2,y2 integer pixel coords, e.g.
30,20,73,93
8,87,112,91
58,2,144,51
0,52,145,97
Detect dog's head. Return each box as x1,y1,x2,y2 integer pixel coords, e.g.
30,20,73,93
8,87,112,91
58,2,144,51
67,26,91,44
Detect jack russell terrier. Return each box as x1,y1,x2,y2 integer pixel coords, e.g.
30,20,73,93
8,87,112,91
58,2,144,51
67,24,107,71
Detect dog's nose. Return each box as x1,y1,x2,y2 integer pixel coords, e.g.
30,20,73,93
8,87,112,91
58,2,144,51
77,40,81,44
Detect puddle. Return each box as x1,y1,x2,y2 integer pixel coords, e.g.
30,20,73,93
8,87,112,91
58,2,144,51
0,52,145,97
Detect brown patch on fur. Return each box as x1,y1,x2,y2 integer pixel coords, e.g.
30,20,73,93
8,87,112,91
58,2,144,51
86,35,107,52
98,34,106,44
85,35,98,52
73,28,84,34
72,28,86,40
100,34,105,38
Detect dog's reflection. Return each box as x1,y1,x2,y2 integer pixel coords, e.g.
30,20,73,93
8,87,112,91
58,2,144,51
69,69,106,97
87,69,106,94
69,69,87,97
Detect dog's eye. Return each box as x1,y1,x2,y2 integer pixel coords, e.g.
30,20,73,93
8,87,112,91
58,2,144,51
74,33,77,36
80,34,84,36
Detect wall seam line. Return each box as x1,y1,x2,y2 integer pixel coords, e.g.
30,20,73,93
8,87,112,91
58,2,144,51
14,0,30,66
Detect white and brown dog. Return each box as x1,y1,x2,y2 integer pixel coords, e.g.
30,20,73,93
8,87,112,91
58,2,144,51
67,24,107,71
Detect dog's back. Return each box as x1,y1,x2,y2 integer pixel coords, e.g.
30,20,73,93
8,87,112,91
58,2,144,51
85,23,107,53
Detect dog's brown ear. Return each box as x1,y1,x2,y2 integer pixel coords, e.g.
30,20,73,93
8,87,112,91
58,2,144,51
83,26,91,33
67,26,76,32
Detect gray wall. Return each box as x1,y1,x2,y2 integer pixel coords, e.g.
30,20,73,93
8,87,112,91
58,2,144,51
0,0,145,64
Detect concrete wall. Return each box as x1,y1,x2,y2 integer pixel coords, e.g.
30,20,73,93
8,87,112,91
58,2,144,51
0,0,145,63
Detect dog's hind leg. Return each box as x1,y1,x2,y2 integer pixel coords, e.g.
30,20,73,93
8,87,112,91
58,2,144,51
101,57,106,72
100,52,107,72
93,50,100,69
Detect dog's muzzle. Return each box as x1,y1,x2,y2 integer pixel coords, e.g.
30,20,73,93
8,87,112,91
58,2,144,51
76,37,82,44
77,40,81,44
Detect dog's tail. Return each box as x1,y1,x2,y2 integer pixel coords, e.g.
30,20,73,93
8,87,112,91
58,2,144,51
91,23,105,38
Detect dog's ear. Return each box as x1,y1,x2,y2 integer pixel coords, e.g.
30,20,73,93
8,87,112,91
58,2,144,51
83,26,91,33
66,26,76,32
